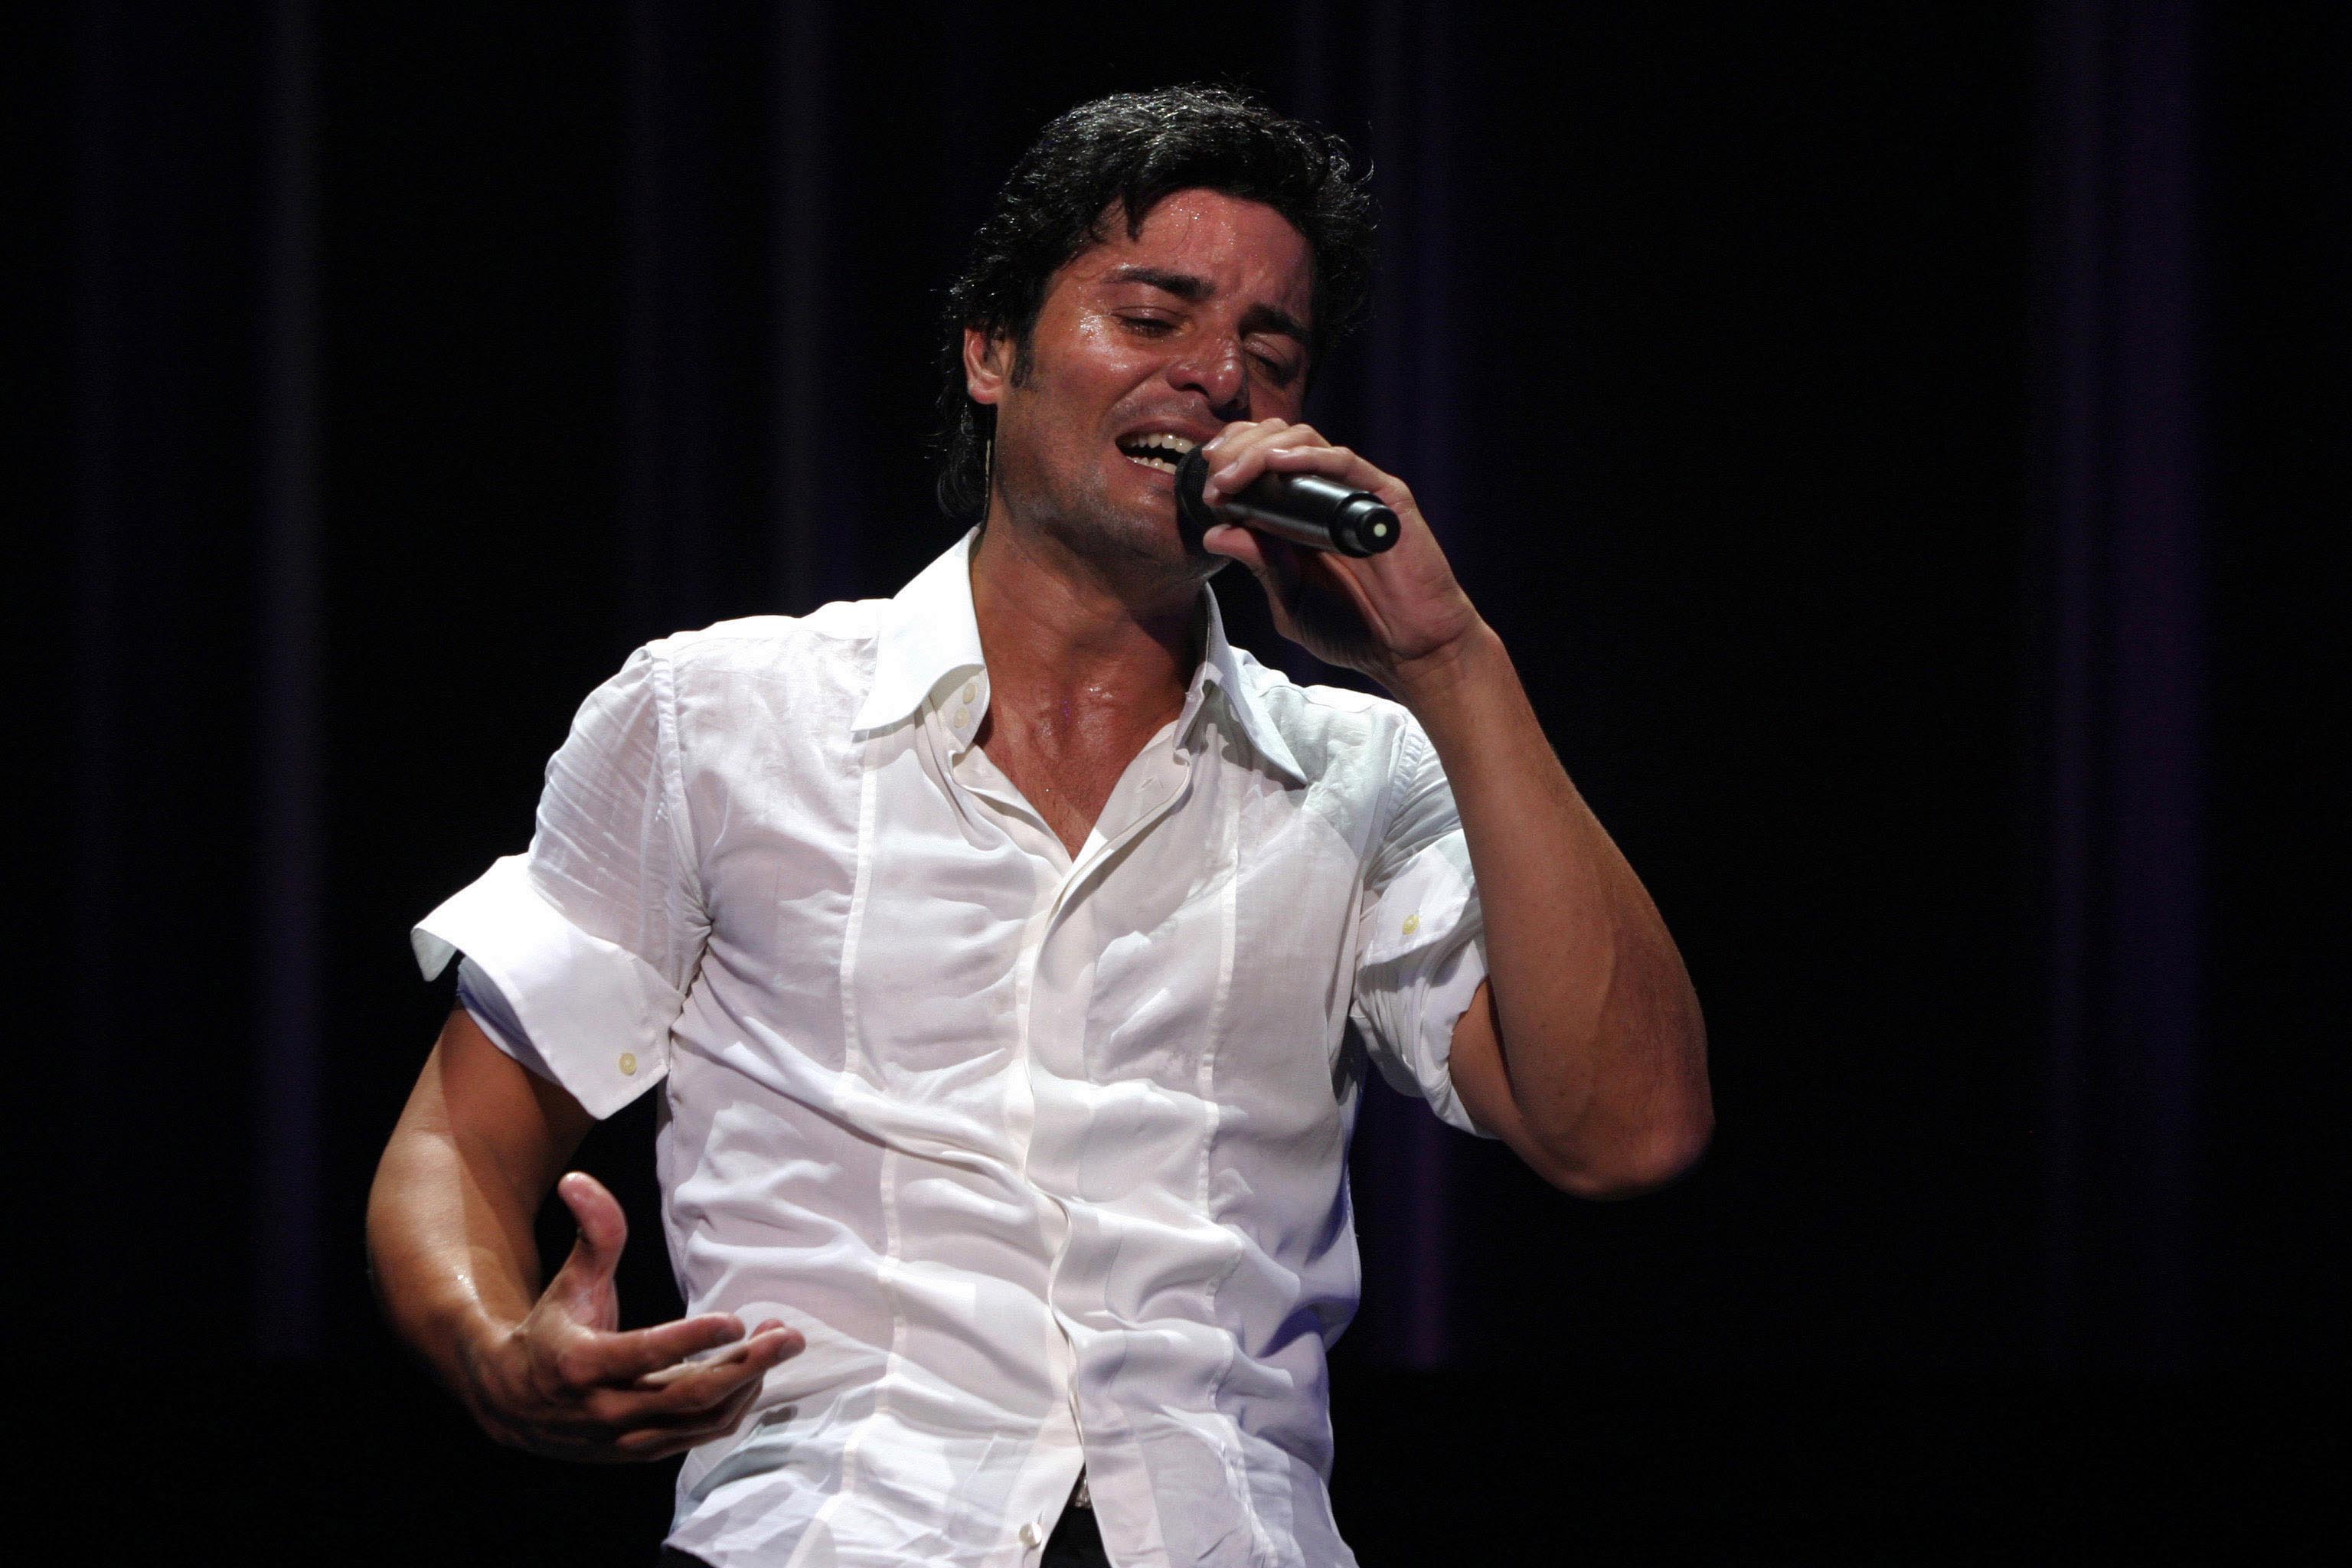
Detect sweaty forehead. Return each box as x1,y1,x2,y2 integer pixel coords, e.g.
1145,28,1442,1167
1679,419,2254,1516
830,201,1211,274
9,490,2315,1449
1063,191,1315,319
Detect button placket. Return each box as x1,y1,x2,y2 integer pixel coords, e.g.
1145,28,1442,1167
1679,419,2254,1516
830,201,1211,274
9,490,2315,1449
1040,753,1193,939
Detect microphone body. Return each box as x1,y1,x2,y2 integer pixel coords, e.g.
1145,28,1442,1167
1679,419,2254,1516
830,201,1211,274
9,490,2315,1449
1174,449,1400,557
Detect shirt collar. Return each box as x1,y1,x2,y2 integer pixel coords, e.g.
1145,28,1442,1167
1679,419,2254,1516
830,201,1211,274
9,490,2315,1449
1193,583,1308,786
853,530,989,734
854,528,1308,786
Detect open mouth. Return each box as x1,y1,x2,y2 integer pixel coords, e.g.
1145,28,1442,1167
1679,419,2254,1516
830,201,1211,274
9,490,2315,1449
1116,431,1198,475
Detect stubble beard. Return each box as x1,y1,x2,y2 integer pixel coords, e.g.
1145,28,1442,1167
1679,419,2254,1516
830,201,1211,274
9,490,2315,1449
994,431,1217,590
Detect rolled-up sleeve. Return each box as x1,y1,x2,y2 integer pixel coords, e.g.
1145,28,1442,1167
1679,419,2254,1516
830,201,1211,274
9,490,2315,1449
412,645,707,1118
1349,720,1494,1137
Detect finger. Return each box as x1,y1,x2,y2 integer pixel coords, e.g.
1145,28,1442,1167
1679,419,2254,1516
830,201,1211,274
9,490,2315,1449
1197,419,1301,495
635,1322,804,1400
1200,521,1283,590
1199,417,1285,466
626,1347,792,1426
570,1311,752,1386
610,1427,691,1462
1200,421,1316,502
599,1370,778,1459
655,1362,778,1437
612,1421,736,1462
1218,526,1308,624
1198,523,1266,570
1255,439,1403,503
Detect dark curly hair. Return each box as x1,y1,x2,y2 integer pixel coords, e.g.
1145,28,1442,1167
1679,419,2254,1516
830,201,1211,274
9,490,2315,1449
933,85,1377,518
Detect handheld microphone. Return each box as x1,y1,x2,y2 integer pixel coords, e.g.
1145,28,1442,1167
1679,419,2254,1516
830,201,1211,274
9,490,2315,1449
1174,448,1401,557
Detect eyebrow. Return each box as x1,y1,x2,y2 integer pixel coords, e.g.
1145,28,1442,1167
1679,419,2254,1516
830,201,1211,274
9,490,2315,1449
1102,265,1312,345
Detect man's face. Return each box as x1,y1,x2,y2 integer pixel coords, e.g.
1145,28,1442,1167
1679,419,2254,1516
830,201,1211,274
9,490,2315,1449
967,189,1315,567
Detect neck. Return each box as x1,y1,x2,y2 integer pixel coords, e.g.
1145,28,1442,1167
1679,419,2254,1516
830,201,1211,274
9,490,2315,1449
967,503,1208,713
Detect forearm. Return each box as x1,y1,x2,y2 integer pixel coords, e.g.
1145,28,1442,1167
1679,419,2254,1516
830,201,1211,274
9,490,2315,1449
368,1125,537,1392
367,1018,583,1395
1393,622,1711,1187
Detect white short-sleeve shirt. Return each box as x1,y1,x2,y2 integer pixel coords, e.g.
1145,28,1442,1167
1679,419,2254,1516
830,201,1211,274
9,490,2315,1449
414,531,1490,1568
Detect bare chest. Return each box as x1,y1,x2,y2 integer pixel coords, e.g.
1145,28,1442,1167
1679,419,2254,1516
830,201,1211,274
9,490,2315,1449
976,710,1168,859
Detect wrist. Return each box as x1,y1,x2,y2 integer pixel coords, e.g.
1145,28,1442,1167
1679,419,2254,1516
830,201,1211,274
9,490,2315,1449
424,1292,522,1402
1386,618,1507,714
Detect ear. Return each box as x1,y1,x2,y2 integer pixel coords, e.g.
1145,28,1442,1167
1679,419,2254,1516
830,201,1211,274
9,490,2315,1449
963,325,1010,407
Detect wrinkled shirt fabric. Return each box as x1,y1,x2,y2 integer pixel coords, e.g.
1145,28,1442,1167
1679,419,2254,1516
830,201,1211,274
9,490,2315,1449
415,531,1490,1568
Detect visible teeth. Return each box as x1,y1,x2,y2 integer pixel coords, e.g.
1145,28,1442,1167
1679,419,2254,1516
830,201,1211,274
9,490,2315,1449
1118,431,1195,476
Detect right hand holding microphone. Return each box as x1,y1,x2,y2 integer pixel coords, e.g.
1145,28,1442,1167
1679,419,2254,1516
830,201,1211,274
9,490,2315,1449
458,1171,803,1462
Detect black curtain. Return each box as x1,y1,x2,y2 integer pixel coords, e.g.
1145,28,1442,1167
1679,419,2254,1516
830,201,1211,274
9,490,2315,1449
31,1,2344,1557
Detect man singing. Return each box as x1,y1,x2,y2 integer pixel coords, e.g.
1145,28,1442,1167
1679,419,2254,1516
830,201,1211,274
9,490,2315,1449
369,86,1710,1568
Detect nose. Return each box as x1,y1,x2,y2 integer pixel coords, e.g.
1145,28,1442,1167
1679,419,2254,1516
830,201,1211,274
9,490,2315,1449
1168,335,1250,421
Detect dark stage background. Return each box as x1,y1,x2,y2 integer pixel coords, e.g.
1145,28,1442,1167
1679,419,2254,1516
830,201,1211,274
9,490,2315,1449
21,2,2344,1560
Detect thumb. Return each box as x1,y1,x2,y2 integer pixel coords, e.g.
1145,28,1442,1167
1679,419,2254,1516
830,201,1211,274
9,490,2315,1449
1200,523,1264,572
549,1171,627,1295
1206,524,1305,617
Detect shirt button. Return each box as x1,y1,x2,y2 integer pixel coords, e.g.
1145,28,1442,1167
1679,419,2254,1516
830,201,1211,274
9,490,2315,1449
953,707,971,728
1018,1521,1042,1547
618,1052,639,1076
962,680,978,704
1401,913,1420,936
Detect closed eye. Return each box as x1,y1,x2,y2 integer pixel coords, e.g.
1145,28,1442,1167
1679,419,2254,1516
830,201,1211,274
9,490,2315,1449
1252,349,1302,384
